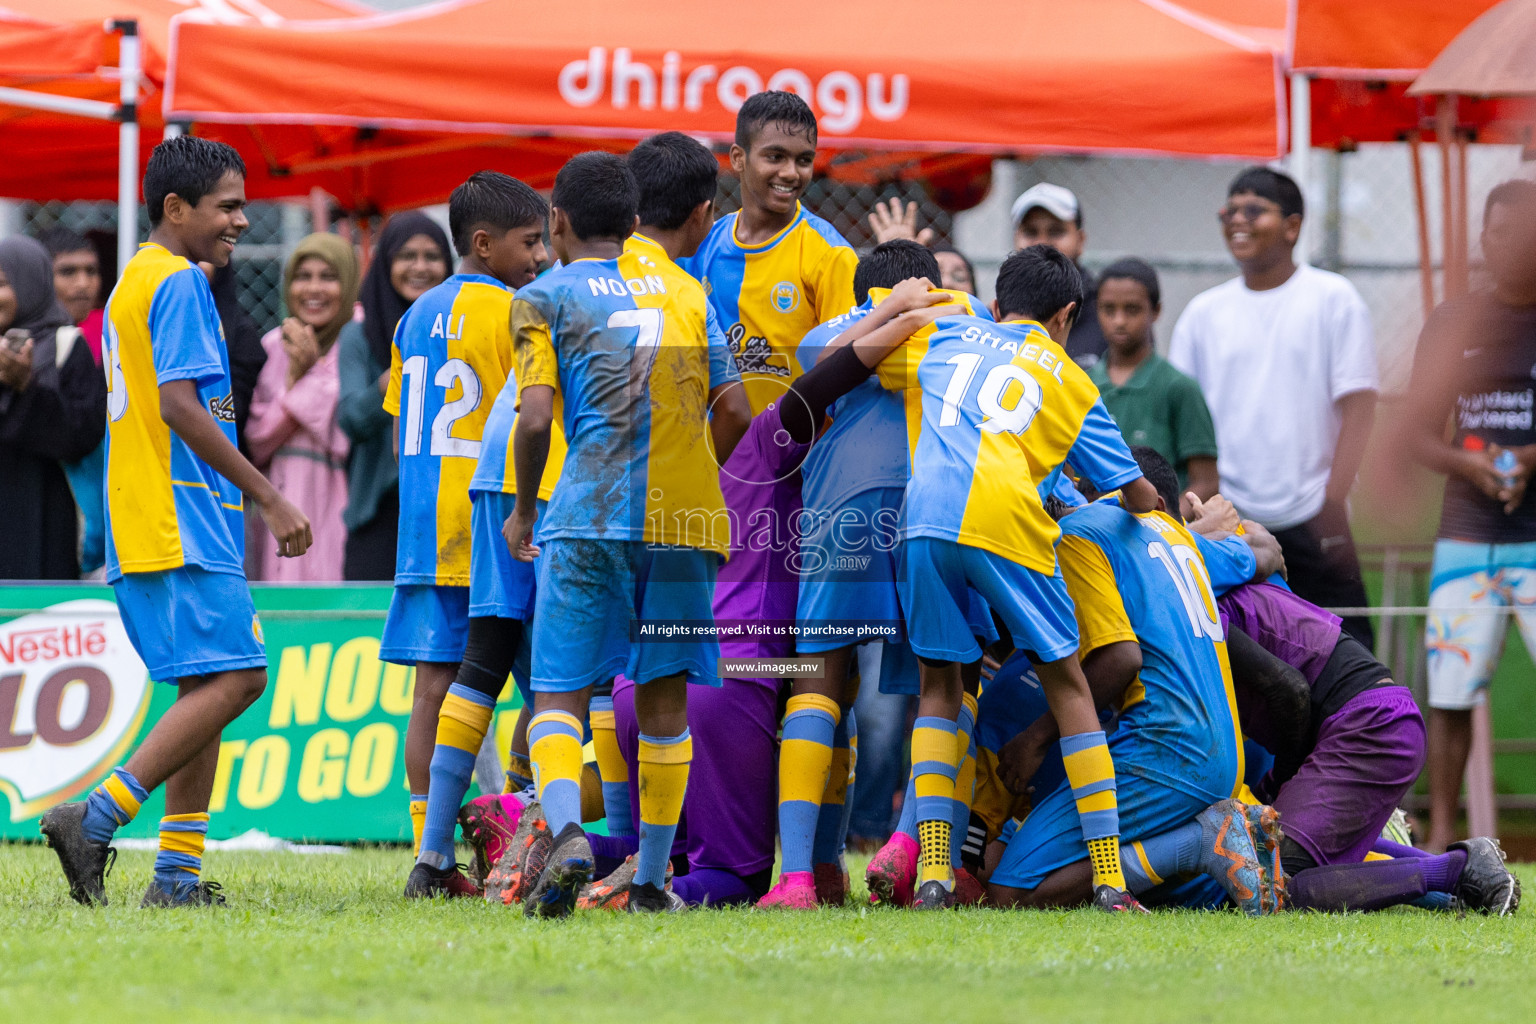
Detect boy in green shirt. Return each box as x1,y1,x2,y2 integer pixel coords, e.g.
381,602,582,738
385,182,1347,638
1088,258,1219,511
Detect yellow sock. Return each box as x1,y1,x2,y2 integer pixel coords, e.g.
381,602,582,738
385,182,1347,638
528,710,585,833
635,730,692,889
154,812,209,880
911,716,959,888
409,798,427,855
504,751,534,793
1061,730,1125,891
589,697,633,833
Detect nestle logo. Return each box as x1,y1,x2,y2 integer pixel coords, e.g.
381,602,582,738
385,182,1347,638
0,623,108,665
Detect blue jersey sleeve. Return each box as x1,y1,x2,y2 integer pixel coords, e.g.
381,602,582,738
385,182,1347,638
1066,399,1143,493
149,267,225,387
706,303,741,389
1192,532,1258,597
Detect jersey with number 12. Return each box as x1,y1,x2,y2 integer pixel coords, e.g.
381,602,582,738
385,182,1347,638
385,273,514,585
877,316,1140,573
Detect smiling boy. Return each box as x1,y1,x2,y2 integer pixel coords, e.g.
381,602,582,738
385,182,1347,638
40,136,312,908
682,90,856,414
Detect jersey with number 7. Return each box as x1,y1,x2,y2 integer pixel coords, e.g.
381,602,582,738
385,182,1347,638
510,248,738,555
384,273,517,585
876,315,1141,574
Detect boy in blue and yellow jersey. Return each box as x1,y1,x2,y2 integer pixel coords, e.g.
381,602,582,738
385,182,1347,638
760,241,989,909
380,172,549,856
505,152,742,917
979,448,1266,912
877,245,1161,910
573,132,763,912
40,137,312,908
682,90,857,414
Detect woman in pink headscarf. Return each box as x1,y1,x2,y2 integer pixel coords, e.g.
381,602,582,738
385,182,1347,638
245,233,360,581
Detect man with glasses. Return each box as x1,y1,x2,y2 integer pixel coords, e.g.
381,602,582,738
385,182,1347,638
1169,167,1378,647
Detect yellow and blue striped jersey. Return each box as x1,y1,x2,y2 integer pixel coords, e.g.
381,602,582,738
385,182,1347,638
876,316,1141,572
796,287,989,515
681,203,856,414
511,246,739,555
384,273,517,585
1057,502,1244,796
102,243,243,581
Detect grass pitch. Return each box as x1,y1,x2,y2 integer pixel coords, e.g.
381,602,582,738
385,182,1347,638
0,844,1532,1023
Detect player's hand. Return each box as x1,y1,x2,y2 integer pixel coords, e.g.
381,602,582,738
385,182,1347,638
979,653,1002,683
1502,444,1536,514
281,317,320,387
257,491,313,558
887,276,949,312
997,730,1048,796
504,504,540,562
0,335,34,391
1185,492,1239,536
868,199,935,246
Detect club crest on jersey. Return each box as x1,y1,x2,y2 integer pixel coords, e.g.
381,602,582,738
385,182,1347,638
771,281,801,314
726,322,789,378
207,393,236,423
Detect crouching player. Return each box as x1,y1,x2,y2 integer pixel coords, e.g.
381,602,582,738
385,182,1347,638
981,449,1261,910
1211,573,1520,915
41,137,312,906
880,245,1160,909
401,173,561,899
505,152,741,916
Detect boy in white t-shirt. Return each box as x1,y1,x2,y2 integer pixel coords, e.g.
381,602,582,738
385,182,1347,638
1169,167,1378,646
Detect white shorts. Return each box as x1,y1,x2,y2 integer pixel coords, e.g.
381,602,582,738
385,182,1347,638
1425,539,1536,710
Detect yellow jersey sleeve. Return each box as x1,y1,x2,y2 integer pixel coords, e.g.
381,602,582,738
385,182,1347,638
510,297,558,400
811,244,858,324
382,338,402,416
1058,534,1138,656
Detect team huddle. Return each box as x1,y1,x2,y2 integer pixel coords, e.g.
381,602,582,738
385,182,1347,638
39,92,1521,918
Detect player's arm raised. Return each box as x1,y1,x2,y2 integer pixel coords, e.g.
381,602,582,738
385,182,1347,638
159,378,311,557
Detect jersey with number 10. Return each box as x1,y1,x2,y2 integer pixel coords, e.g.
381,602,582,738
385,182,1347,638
1057,502,1244,795
385,273,514,585
877,316,1140,573
511,249,737,555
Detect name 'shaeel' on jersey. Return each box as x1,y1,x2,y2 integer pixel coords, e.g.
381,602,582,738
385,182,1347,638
877,315,1141,573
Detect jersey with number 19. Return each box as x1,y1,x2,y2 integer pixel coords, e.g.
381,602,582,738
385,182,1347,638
384,273,514,586
878,316,1141,573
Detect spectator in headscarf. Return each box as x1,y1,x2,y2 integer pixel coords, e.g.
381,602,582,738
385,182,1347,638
0,235,106,579
337,211,451,580
245,233,361,581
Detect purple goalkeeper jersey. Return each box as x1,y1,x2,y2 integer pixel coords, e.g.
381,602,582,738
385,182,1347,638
715,403,810,664
1219,582,1343,685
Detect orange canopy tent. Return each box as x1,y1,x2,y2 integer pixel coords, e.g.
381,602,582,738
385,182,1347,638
0,0,371,273
162,0,1290,213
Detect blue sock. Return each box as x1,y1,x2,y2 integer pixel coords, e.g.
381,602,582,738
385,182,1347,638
1120,821,1202,895
82,767,148,844
812,711,855,866
778,695,839,876
1422,850,1467,893
417,684,496,870
895,773,918,839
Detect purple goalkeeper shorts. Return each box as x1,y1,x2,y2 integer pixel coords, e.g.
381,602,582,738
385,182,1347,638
613,674,778,877
1271,686,1425,866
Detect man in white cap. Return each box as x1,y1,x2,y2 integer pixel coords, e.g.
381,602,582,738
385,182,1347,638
1012,182,1106,369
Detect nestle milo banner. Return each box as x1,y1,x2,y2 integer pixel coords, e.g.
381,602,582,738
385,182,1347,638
0,584,522,842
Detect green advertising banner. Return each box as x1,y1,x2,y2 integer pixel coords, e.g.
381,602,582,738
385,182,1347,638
0,583,523,842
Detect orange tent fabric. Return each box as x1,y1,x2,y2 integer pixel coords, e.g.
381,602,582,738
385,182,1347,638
165,0,1289,162
1289,0,1504,78
0,0,370,201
